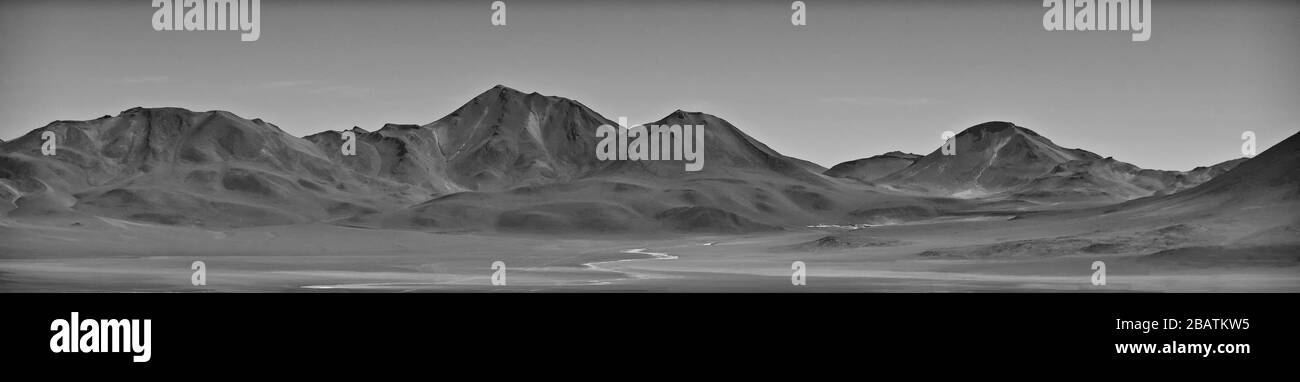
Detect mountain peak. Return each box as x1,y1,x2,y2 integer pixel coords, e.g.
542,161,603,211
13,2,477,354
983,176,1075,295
465,84,596,111
420,85,619,191
488,83,521,94
117,106,198,116
110,107,269,129
877,151,922,160
826,151,924,182
957,121,1042,138
379,123,420,131
659,109,710,123
469,84,527,103
879,121,1100,196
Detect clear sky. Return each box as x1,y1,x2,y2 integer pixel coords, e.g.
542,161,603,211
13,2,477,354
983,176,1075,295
1,0,1296,170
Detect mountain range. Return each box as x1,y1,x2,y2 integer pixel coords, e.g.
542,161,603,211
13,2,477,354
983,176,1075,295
0,85,1290,234
843,122,1246,203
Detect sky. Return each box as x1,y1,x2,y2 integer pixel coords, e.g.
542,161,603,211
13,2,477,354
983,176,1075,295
1,0,1297,171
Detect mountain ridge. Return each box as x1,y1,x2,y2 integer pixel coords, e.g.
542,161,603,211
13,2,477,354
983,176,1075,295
824,151,922,183
0,85,1275,232
869,121,1245,203
0,86,869,230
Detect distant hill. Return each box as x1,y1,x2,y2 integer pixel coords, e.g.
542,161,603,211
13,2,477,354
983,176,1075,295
416,85,617,191
1117,130,1299,216
1059,130,1300,256
879,122,1103,197
825,151,921,182
874,121,1242,203
0,107,432,226
1001,156,1245,202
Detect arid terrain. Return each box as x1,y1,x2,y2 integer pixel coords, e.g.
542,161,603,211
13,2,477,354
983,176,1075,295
1,86,1296,292
1,211,1295,292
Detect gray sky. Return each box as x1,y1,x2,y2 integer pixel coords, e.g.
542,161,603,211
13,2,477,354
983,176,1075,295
1,0,1297,170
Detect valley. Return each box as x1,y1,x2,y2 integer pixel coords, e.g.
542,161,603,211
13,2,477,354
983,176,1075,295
1,209,1294,292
